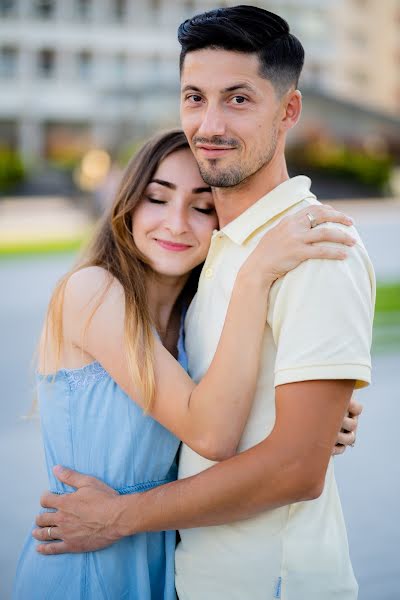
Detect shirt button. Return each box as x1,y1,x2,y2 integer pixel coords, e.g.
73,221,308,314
205,268,213,279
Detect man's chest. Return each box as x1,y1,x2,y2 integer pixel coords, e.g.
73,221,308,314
184,228,272,383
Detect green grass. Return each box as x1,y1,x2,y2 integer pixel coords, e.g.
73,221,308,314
375,282,400,314
0,235,88,259
373,282,400,352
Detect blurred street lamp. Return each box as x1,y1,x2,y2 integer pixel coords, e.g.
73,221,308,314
74,149,111,192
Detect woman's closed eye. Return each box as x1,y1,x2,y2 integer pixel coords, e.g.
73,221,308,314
146,196,167,205
193,206,214,215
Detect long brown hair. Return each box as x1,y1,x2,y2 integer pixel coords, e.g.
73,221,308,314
41,129,197,411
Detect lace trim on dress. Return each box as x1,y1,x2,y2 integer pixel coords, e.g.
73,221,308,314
64,361,107,391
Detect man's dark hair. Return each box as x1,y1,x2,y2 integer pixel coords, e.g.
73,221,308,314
178,5,304,97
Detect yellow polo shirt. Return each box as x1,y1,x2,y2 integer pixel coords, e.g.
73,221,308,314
175,176,375,600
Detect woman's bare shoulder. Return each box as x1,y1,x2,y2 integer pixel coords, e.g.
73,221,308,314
64,266,123,311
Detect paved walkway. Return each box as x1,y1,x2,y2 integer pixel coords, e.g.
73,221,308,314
328,199,400,282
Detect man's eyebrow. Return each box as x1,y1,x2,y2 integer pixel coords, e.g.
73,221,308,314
181,83,256,94
181,84,203,94
150,178,176,190
223,83,256,94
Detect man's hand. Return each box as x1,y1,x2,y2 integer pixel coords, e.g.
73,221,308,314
32,465,123,555
333,395,363,456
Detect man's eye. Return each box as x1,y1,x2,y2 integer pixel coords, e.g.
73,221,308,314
187,94,203,103
146,196,166,204
232,96,247,104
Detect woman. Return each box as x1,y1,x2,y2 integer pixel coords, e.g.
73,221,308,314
13,130,355,599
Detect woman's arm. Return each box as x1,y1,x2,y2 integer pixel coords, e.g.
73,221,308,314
63,205,355,460
64,265,270,461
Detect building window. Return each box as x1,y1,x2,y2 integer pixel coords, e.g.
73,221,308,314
77,51,93,80
38,49,56,78
0,46,17,78
34,0,55,19
113,0,126,21
0,0,16,17
76,0,91,20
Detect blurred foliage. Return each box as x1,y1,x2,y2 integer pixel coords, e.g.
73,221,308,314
0,147,25,192
47,149,84,171
116,140,144,167
287,137,393,190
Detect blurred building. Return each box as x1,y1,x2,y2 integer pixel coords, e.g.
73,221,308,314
0,0,399,163
0,0,187,162
255,0,336,93
331,0,400,117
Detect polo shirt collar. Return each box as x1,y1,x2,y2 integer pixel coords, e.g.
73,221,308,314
220,175,315,245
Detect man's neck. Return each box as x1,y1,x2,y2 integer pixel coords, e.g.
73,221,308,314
213,156,289,228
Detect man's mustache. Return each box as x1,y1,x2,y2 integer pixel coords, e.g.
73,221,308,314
193,136,239,148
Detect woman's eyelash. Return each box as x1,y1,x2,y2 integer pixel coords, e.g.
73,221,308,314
146,196,166,204
194,207,214,214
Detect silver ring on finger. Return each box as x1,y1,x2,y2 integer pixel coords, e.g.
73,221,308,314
306,212,317,229
47,526,54,540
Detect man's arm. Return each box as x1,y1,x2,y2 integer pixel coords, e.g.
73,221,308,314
34,378,354,554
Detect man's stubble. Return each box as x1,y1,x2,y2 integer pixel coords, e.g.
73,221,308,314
196,123,279,189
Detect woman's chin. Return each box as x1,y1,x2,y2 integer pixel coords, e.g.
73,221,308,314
150,263,195,281
149,257,203,280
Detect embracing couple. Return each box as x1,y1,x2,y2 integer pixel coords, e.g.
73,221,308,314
14,6,375,600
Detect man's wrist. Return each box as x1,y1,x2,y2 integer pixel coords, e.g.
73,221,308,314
108,494,141,539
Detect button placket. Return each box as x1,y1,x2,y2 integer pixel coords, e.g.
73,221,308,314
202,233,223,281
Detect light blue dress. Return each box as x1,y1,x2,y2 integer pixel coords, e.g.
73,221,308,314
13,327,187,600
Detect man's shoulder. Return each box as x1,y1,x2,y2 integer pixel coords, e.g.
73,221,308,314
268,202,375,312
286,198,369,254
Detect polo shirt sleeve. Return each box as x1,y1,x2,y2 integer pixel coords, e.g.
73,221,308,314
267,237,375,389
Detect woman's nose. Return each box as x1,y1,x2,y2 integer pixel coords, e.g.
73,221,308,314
165,204,189,235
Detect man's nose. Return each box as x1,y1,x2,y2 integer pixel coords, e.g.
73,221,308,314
197,105,226,139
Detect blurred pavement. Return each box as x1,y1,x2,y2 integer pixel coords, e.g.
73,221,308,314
329,199,400,282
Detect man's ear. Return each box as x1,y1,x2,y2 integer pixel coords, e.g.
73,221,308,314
281,89,302,132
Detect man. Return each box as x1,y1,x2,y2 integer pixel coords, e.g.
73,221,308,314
33,6,373,599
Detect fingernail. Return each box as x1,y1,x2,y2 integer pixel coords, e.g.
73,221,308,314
53,465,64,475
